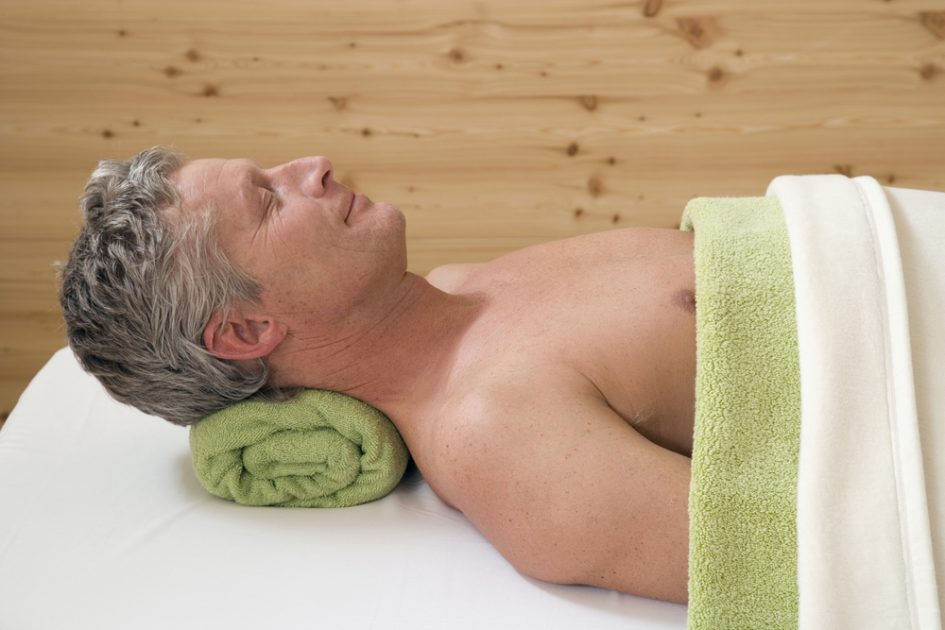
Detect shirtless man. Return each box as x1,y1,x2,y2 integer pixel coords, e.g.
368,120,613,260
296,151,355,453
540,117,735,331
61,150,696,604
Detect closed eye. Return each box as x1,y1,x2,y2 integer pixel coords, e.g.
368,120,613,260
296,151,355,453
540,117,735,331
261,187,278,215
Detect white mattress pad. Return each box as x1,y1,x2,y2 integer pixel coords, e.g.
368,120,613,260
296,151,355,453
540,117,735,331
0,348,686,630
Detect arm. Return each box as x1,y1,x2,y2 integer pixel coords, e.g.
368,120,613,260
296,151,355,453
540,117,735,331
436,385,691,604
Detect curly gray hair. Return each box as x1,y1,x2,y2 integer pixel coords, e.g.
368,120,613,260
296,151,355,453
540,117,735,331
59,146,268,426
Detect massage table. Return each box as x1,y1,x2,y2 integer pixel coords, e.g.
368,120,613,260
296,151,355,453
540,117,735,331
0,346,686,629
1,174,942,629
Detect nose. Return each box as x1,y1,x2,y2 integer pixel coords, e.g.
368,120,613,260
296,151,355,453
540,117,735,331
274,156,333,197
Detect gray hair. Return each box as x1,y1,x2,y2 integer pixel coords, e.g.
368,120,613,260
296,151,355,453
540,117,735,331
59,146,268,426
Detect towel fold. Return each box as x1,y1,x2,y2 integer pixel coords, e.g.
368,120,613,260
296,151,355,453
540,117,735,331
190,390,409,508
680,196,801,629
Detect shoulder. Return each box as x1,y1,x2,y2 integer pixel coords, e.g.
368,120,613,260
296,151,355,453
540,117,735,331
425,365,580,491
424,262,485,292
428,369,692,601
426,363,604,516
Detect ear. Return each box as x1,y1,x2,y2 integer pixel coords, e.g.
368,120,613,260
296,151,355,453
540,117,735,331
202,309,287,361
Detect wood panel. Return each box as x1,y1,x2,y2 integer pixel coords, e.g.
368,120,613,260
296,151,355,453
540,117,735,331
2,0,944,423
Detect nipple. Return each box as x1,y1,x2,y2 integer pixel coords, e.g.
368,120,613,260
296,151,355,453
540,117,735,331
673,288,697,314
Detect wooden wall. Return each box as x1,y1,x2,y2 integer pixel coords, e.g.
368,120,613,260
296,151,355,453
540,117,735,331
2,0,944,423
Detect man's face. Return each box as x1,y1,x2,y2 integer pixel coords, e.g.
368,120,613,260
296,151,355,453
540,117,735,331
170,156,407,323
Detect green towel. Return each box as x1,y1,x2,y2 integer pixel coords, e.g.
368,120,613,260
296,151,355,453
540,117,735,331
679,197,801,629
190,390,409,508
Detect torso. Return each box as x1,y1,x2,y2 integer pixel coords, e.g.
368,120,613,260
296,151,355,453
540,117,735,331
420,227,697,480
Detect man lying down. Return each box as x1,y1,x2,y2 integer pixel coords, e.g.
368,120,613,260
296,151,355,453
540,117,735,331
59,146,696,605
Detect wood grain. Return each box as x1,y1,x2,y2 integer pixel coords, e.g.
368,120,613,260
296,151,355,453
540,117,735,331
2,0,944,421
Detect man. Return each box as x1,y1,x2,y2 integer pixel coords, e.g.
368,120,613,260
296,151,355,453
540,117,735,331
60,147,696,604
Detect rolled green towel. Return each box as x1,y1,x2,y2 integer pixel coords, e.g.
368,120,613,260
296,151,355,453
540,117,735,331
189,390,410,507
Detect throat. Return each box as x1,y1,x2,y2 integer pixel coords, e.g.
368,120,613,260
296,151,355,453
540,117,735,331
275,277,491,442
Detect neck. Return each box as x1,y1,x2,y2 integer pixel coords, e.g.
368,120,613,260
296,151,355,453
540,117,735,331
268,272,488,439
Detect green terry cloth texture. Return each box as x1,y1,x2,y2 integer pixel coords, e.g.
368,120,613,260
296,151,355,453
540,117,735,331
679,197,801,630
190,390,409,508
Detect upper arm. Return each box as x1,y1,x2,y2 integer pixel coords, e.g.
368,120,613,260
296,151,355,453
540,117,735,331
438,386,691,604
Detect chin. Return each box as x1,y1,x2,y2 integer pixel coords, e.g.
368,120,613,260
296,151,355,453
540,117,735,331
378,200,402,215
387,203,408,232
370,204,408,261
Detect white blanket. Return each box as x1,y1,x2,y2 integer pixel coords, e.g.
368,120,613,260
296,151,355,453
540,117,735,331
767,175,945,630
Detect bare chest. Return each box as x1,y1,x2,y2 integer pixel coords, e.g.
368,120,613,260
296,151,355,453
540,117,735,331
431,227,697,457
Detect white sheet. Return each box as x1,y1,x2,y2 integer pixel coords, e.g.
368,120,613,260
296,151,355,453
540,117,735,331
0,348,686,630
767,175,944,630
